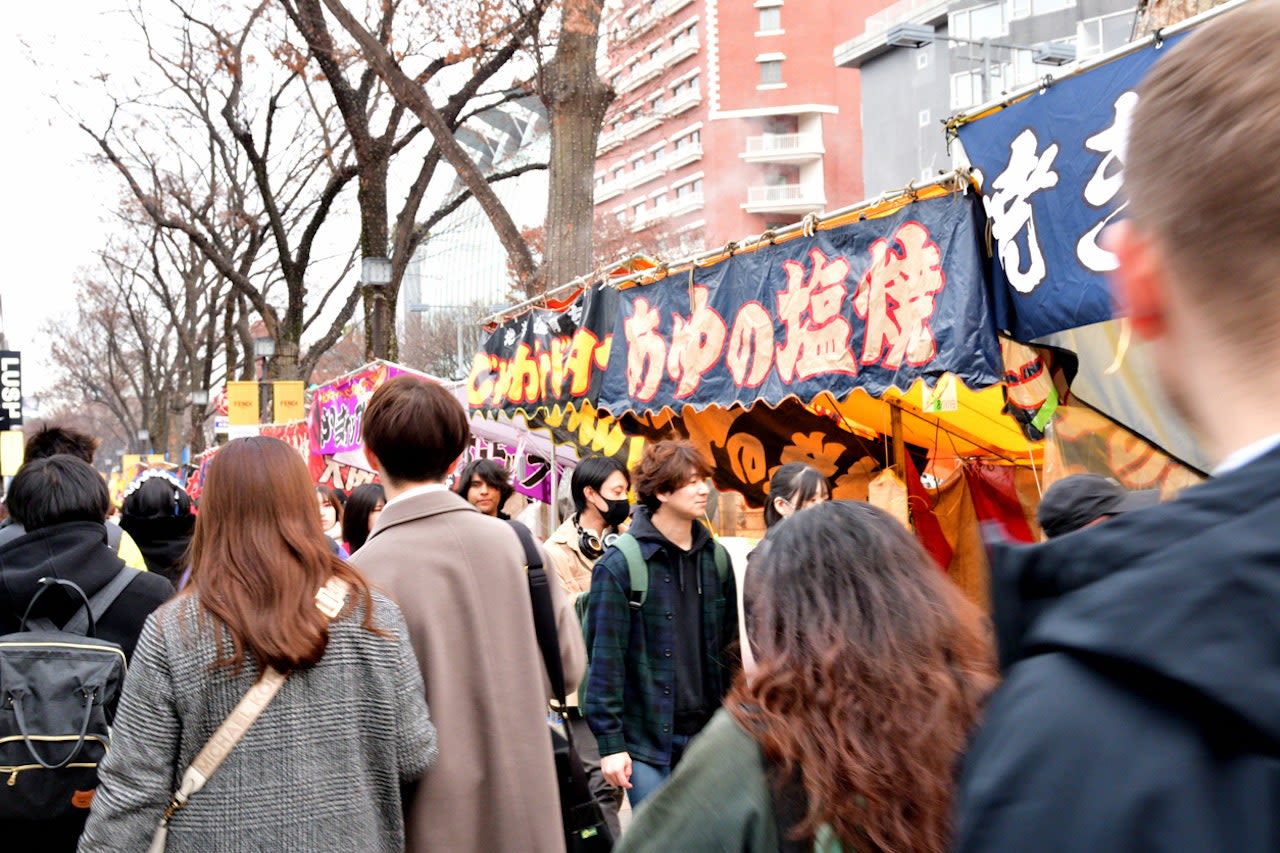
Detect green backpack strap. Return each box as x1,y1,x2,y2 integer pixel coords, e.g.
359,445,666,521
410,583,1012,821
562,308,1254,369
613,532,648,610
711,540,729,582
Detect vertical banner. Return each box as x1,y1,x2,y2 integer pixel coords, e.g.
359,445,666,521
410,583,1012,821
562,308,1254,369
956,34,1187,342
226,380,260,426
273,381,305,424
0,351,22,431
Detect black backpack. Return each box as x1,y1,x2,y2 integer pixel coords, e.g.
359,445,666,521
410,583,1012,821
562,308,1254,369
0,572,133,820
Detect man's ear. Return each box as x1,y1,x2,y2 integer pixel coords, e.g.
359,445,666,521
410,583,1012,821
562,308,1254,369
363,446,381,473
1104,220,1168,342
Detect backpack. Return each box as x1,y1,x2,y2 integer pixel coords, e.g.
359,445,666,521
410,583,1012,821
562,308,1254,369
574,533,730,711
0,571,133,821
574,532,730,623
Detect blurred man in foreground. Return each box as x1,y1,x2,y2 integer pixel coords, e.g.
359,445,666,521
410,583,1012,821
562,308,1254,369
955,6,1280,851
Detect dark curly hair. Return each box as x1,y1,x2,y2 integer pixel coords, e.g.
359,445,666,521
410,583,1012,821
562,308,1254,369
632,440,712,512
729,501,996,853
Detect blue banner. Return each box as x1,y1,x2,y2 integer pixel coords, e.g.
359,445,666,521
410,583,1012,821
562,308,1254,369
596,193,1000,416
957,34,1186,342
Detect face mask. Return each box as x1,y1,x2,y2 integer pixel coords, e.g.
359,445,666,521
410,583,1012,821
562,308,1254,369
599,497,632,528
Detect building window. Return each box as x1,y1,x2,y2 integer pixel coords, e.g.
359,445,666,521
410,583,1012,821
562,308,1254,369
674,129,700,150
612,166,625,181
1077,10,1132,58
1011,0,1077,20
676,179,702,198
758,7,781,31
652,192,668,209
652,146,666,162
950,67,1005,109
759,60,783,85
949,2,1007,41
632,201,646,217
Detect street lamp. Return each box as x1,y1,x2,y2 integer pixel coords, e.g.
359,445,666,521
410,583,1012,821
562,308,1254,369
362,256,393,360
189,389,209,407
253,337,275,424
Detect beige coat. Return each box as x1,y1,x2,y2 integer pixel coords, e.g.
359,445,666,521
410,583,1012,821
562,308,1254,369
543,515,595,596
352,489,586,853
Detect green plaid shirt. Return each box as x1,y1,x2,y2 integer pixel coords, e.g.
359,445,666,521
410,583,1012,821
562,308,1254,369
583,514,738,766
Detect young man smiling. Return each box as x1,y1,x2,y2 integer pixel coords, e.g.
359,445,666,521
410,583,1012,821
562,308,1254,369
583,440,737,808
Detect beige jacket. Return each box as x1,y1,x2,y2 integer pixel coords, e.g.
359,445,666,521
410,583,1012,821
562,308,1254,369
352,489,586,853
543,515,596,597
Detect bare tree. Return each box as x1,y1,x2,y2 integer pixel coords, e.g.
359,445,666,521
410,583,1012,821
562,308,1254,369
80,0,362,381
320,0,612,296
277,0,552,359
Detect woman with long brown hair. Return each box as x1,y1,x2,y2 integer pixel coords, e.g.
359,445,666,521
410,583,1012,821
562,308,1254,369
79,437,437,852
616,501,996,853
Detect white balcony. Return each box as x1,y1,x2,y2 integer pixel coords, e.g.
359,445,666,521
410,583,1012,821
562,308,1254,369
665,36,700,67
624,112,662,138
741,133,825,164
665,142,703,170
661,0,694,15
631,206,665,233
594,178,625,204
625,161,667,189
743,184,826,215
663,88,702,117
618,55,665,94
666,192,705,218
597,126,623,153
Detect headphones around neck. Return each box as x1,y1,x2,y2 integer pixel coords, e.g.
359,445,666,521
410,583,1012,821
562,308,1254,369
576,515,618,560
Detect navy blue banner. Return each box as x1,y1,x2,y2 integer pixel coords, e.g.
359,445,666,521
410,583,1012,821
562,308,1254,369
468,284,618,416
956,34,1186,343
596,194,1000,416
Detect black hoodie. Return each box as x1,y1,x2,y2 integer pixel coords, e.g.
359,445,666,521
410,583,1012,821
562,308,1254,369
0,521,173,660
953,445,1280,853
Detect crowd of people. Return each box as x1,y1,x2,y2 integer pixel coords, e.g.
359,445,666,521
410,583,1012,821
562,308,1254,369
1,7,1279,851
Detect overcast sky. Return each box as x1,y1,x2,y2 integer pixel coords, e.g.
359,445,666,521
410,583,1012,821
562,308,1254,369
1,5,130,403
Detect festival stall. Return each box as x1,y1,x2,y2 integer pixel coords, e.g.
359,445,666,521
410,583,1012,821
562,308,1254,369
468,174,1054,603
306,360,580,511
947,4,1237,488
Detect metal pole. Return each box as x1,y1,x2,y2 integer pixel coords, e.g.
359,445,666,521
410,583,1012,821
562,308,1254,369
890,403,906,481
982,39,992,102
370,286,386,361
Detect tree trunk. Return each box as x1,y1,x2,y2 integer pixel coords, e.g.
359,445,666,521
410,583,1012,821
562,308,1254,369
541,0,613,292
1135,0,1229,33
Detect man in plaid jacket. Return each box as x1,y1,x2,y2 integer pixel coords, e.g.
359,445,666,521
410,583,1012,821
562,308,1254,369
583,440,738,808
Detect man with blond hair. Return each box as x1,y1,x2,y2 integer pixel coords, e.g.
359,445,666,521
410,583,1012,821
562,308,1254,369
954,6,1280,851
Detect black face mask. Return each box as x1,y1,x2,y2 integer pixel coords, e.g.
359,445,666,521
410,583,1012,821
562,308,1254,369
599,497,631,528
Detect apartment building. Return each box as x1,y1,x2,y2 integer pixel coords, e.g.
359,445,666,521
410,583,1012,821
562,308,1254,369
836,0,1137,195
594,0,883,253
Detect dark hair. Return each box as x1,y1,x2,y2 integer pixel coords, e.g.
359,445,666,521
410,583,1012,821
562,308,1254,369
729,501,996,853
570,456,629,514
362,375,470,485
763,463,832,528
7,454,111,531
189,437,382,674
24,425,99,464
316,486,344,525
123,474,194,520
341,483,386,552
453,459,514,509
632,440,712,511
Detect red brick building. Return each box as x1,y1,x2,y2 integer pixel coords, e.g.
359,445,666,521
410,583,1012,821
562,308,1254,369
593,0,882,254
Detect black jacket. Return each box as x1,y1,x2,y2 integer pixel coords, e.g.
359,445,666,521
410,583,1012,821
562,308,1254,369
953,446,1280,853
0,521,173,660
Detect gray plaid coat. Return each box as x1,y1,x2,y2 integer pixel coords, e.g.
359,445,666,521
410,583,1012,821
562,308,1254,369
77,589,436,852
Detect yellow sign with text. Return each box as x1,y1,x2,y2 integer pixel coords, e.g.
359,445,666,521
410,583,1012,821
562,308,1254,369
227,381,260,426
273,381,305,424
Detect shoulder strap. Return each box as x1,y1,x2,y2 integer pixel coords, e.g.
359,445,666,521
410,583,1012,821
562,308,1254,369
105,523,123,553
153,576,349,844
613,532,648,609
711,541,729,581
63,567,136,636
508,521,568,706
